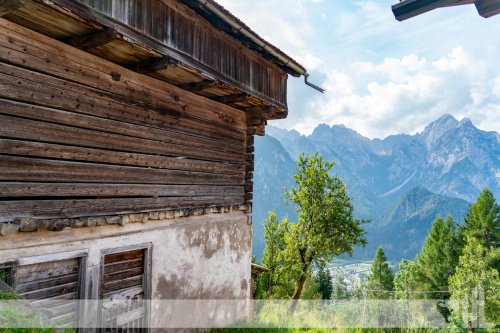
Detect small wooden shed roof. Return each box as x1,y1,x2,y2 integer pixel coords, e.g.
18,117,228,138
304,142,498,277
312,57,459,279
392,0,500,20
251,263,271,275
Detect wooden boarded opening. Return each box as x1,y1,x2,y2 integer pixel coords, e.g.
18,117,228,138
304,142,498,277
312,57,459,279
100,246,150,332
13,255,85,327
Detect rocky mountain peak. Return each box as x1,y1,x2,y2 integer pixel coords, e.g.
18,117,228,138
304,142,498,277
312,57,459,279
421,114,459,148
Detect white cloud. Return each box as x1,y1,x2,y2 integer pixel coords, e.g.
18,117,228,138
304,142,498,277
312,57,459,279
296,47,500,138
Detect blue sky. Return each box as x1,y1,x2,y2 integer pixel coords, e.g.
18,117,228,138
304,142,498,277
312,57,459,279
217,0,500,138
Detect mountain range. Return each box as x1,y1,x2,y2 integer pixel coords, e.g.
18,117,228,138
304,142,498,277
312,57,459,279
253,115,499,261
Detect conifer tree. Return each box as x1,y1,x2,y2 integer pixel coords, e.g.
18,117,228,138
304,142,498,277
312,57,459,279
414,215,460,296
460,188,500,273
461,188,500,251
316,263,333,299
367,247,394,299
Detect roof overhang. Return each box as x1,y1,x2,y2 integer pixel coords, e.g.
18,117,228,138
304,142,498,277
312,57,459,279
392,0,500,20
251,263,271,275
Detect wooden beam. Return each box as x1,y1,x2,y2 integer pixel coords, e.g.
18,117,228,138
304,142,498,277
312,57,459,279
245,105,274,126
392,0,472,21
178,80,221,92
132,56,179,73
242,105,274,114
64,28,121,50
0,0,26,17
213,93,250,105
475,0,500,17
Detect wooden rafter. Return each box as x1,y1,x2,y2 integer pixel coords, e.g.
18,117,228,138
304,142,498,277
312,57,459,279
65,28,121,50
178,80,221,92
212,93,250,104
132,56,179,74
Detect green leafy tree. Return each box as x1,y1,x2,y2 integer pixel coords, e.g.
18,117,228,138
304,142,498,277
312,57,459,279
394,259,418,299
367,247,394,299
284,153,366,311
449,237,500,332
316,263,333,300
415,216,460,296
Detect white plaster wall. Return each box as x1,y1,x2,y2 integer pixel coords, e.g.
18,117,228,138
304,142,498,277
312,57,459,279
0,212,252,326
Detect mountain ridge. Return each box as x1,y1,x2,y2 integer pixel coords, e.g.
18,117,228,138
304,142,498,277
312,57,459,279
253,115,499,261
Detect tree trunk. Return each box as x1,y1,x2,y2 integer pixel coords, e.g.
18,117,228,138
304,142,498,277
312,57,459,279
287,272,307,315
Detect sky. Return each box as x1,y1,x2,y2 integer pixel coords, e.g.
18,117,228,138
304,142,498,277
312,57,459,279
216,0,500,139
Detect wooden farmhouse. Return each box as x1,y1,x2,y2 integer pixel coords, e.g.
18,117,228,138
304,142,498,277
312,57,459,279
0,0,312,328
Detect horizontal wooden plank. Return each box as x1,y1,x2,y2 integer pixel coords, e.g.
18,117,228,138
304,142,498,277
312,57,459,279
18,281,78,300
30,291,78,307
0,100,243,164
16,259,79,283
0,96,244,157
0,17,248,117
17,267,79,286
104,267,143,283
16,250,86,266
0,155,243,185
0,139,244,176
102,275,143,294
16,273,78,293
104,250,143,265
0,182,244,198
0,61,244,145
0,196,245,222
0,26,248,127
104,259,143,275
0,22,246,134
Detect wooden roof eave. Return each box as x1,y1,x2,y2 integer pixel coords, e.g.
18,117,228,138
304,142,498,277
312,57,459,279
52,0,288,109
0,0,289,122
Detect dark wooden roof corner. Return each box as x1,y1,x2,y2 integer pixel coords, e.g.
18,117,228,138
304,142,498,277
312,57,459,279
475,0,500,17
392,0,500,20
0,0,26,17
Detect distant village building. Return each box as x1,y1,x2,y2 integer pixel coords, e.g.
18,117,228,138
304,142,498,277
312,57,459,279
0,0,313,328
393,0,500,21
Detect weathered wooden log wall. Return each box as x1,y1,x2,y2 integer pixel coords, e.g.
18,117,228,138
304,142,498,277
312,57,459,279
0,18,249,223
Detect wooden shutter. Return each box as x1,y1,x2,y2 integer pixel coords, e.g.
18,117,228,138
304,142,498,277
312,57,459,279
101,249,145,300
14,257,82,326
100,248,148,332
